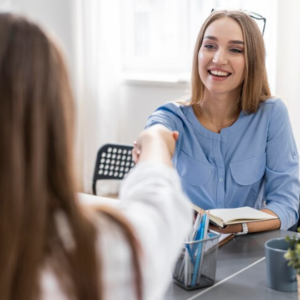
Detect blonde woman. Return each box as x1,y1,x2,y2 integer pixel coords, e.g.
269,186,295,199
146,10,299,233
0,13,191,300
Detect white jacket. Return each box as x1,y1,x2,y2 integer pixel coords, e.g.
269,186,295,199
40,162,192,300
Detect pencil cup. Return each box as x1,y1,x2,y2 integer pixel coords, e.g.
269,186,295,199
173,233,220,290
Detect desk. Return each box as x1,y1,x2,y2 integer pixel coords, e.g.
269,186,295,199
78,194,297,299
78,192,120,206
164,230,298,300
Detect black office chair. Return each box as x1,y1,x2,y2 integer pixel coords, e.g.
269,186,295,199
288,199,300,232
92,143,135,195
288,220,299,232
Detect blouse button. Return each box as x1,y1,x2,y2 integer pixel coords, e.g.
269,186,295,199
293,150,298,159
219,177,224,183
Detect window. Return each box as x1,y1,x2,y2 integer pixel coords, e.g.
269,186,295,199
121,0,277,90
122,0,190,74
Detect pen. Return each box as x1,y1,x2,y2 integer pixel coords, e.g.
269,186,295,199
191,213,207,286
197,213,210,284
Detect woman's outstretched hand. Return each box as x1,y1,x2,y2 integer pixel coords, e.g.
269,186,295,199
132,125,179,166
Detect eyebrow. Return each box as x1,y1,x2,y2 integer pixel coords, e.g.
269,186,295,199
204,36,244,45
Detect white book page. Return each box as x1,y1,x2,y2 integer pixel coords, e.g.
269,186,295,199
208,206,277,224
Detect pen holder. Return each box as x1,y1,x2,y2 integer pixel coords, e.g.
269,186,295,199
173,233,220,290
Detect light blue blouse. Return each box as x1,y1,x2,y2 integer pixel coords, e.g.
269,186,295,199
145,98,300,230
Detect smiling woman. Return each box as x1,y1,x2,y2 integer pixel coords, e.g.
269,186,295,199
192,10,270,116
145,9,300,234
197,17,246,114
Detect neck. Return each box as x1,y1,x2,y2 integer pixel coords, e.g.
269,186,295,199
199,91,240,123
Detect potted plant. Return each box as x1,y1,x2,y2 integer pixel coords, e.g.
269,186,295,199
285,232,300,297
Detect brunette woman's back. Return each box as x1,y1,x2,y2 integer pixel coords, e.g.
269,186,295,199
0,13,191,300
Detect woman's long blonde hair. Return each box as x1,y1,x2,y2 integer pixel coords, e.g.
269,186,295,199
190,10,271,113
0,13,141,300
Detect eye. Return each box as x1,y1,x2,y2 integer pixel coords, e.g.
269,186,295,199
203,44,216,50
230,48,243,54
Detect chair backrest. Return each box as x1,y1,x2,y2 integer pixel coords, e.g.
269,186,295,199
287,196,300,232
92,143,135,195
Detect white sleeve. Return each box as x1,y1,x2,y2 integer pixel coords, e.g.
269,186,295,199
118,162,193,300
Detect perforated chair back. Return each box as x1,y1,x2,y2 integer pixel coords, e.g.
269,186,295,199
92,143,135,195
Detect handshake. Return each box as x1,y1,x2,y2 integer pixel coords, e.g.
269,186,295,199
132,124,179,167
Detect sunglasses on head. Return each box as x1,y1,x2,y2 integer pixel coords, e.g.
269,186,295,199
211,8,266,36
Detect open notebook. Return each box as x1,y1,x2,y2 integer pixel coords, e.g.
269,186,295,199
191,204,278,229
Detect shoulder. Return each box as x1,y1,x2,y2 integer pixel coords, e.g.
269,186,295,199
146,99,192,131
259,97,288,112
259,98,293,138
256,98,289,122
151,100,193,123
154,99,191,115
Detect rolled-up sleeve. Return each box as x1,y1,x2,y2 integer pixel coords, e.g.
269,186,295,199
265,100,300,229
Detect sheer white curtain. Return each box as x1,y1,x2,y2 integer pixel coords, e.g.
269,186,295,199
73,0,122,193
275,0,300,153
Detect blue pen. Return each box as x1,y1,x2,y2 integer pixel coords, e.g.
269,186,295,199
197,213,210,284
185,244,194,264
191,213,207,286
192,214,203,257
179,214,200,283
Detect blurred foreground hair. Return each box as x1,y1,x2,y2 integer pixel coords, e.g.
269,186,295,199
0,13,141,300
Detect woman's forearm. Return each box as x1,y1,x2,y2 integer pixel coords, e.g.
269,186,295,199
210,209,281,234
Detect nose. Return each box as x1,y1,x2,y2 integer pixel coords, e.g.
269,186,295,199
212,49,228,65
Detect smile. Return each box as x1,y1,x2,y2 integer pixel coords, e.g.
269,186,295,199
208,70,231,77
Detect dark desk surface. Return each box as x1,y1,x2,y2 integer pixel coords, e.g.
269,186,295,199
164,230,298,300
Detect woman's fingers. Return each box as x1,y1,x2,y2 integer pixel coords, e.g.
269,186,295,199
132,126,179,165
172,131,179,141
132,141,141,163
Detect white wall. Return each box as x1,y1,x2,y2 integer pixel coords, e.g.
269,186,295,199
275,0,300,152
3,0,300,151
118,82,189,143
7,0,75,78
119,2,300,148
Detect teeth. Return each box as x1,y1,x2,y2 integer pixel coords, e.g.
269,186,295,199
210,70,229,77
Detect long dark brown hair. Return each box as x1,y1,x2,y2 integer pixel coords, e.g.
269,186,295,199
189,10,271,113
0,13,142,300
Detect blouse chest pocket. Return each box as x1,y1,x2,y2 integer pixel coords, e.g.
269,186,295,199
177,151,213,186
230,153,266,186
